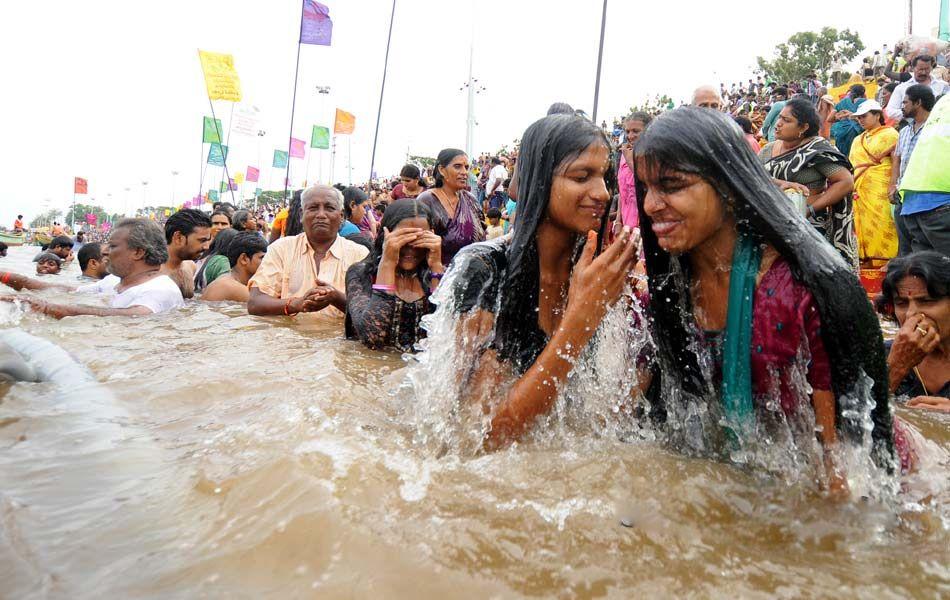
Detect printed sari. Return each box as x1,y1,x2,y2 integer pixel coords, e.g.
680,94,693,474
759,137,859,273
849,126,899,261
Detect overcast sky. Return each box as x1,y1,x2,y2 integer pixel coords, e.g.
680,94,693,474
0,0,940,224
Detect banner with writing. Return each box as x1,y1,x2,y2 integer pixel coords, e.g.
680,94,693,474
198,50,242,102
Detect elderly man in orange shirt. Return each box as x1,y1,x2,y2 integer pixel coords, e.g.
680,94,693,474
248,184,368,321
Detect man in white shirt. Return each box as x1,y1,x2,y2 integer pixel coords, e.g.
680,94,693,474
484,156,509,211
885,54,950,122
0,218,183,318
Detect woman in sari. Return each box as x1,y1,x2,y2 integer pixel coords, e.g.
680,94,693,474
849,100,899,265
759,98,858,272
417,148,486,266
635,107,912,496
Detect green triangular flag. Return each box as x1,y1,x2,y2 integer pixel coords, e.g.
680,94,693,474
203,116,223,144
311,125,330,149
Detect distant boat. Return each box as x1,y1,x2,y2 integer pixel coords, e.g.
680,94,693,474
32,232,52,246
0,231,27,246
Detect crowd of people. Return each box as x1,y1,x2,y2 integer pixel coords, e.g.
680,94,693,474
2,45,948,497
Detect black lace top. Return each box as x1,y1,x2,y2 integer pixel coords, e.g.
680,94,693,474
344,260,434,352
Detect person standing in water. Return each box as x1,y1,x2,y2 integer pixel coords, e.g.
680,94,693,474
634,107,912,492
163,209,212,299
201,232,268,303
0,218,183,317
416,115,639,451
248,185,368,321
345,199,443,351
417,148,486,267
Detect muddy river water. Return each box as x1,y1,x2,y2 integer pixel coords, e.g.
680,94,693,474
0,245,947,598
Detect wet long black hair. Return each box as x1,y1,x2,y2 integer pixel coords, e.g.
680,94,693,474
634,106,894,465
494,114,610,371
367,199,435,278
194,227,239,291
285,189,304,237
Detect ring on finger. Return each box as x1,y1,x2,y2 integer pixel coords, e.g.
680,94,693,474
915,326,928,336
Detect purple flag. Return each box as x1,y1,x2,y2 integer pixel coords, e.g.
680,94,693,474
229,178,238,191
300,0,332,46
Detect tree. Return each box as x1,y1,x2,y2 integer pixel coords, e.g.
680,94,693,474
628,94,677,117
30,209,63,228
756,27,864,84
408,155,436,169
66,204,122,227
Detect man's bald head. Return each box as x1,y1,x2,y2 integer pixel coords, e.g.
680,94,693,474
301,184,344,210
692,85,722,111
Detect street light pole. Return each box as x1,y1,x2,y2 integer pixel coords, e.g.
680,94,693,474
316,85,330,184
591,0,608,124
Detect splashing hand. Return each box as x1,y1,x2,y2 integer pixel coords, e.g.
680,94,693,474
564,227,640,333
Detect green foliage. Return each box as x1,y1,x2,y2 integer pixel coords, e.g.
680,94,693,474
65,204,122,226
408,155,436,169
29,209,63,228
627,94,677,118
756,27,864,83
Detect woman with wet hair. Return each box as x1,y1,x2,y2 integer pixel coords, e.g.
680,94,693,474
416,115,640,451
635,106,911,492
417,148,485,266
345,199,442,351
759,97,858,272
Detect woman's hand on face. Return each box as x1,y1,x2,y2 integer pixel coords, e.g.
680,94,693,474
565,227,640,331
890,313,941,374
906,396,950,412
380,227,424,265
410,231,444,271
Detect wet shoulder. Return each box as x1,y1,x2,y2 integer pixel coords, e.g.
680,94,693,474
446,240,508,314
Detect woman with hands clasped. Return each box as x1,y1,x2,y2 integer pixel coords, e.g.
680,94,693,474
345,199,444,352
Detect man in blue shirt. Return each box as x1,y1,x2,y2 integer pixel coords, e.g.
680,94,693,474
889,84,936,256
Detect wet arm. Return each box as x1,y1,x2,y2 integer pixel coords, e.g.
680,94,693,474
247,287,300,316
0,271,76,292
345,272,395,348
484,316,594,450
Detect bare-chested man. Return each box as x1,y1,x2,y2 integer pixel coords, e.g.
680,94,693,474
202,231,268,303
162,209,212,299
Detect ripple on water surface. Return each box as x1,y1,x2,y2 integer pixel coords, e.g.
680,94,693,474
0,245,947,598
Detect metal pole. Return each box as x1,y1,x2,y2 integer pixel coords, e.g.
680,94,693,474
285,0,306,200
907,0,913,35
464,42,475,158
369,0,397,184
591,0,608,124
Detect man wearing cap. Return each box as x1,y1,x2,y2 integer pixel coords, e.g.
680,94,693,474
885,55,950,122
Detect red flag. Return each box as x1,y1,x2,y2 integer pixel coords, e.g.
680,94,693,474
74,177,88,194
